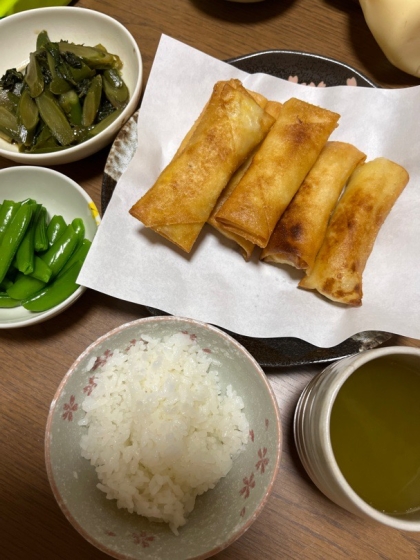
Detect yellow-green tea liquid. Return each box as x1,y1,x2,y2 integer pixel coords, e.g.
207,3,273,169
330,356,420,515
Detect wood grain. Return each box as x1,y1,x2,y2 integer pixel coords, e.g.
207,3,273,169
1,1,419,559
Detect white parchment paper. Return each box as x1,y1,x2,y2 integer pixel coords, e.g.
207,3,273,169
79,35,420,347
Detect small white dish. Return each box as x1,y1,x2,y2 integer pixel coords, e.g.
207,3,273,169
0,166,100,328
0,6,143,165
45,316,282,559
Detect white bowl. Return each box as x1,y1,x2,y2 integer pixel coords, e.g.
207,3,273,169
45,316,282,560
294,346,420,532
0,7,143,165
0,166,100,328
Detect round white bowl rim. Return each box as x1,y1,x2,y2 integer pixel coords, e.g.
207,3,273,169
45,315,283,559
321,346,420,531
0,165,100,329
0,6,143,164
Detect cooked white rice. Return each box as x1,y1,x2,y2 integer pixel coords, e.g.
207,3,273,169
79,331,249,533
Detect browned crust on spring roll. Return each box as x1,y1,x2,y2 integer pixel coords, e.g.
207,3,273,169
213,97,340,248
129,79,276,253
299,157,409,306
261,141,366,270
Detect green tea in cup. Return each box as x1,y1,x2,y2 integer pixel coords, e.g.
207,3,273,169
330,355,420,515
294,346,420,531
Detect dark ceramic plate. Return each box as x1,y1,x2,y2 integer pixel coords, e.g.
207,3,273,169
101,50,391,368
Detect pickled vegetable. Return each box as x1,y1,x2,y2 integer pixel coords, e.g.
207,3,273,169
0,30,130,153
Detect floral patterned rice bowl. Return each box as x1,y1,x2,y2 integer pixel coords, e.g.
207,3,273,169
45,316,282,560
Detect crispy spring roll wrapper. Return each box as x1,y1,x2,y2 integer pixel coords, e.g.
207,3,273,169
299,157,409,306
214,97,340,248
129,79,275,253
208,100,283,261
261,141,366,269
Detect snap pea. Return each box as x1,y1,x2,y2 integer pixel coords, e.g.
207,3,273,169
30,256,52,283
102,69,129,109
36,30,50,51
58,90,82,126
71,217,85,244
58,238,91,278
18,89,39,133
22,259,83,312
40,223,78,279
7,273,45,300
24,52,44,98
0,277,13,291
0,203,34,284
0,200,20,245
0,105,21,143
34,205,48,252
35,90,74,146
0,293,21,308
46,214,67,246
58,42,122,70
81,74,102,127
15,203,39,275
88,108,122,138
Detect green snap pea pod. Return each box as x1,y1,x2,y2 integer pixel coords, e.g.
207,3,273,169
0,200,20,245
71,218,85,244
58,42,122,70
28,124,59,153
46,215,67,246
0,203,34,284
30,256,52,283
0,293,21,308
15,203,39,275
0,105,22,143
46,51,72,96
36,30,50,51
88,108,122,138
58,238,91,278
34,205,48,252
24,52,44,98
82,75,102,127
6,273,45,300
58,90,82,126
0,277,13,291
22,259,83,312
65,61,95,84
102,69,129,109
35,90,74,146
18,89,39,134
40,223,78,279
0,89,18,112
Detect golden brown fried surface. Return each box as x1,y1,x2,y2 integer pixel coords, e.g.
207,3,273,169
129,79,275,252
207,100,283,261
261,141,366,269
213,97,340,248
299,157,409,306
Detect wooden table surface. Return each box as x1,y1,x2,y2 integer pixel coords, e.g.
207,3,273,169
1,1,419,559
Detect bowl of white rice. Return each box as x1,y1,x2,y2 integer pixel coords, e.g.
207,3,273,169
45,316,282,559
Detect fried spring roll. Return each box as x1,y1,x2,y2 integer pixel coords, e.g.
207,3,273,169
299,157,409,306
208,100,283,261
129,79,276,253
214,97,340,248
261,142,366,269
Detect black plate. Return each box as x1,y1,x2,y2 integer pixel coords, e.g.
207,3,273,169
101,50,391,368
